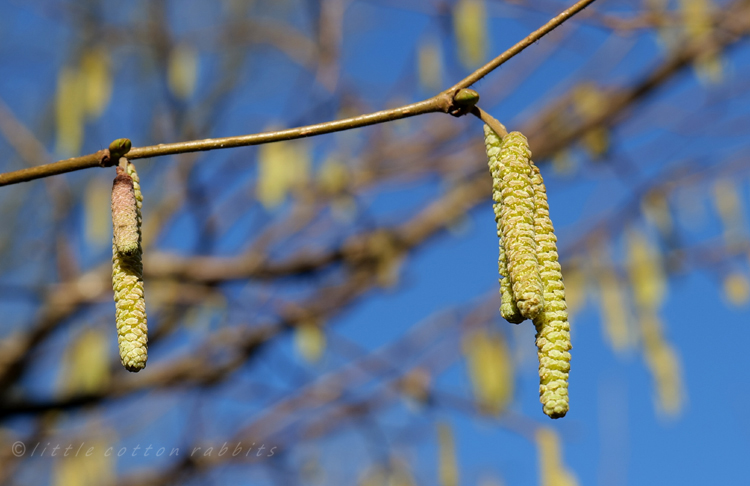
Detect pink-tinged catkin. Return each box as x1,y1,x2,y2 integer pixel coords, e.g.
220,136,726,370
529,160,570,418
484,125,524,324
111,167,139,255
111,160,147,372
494,129,543,320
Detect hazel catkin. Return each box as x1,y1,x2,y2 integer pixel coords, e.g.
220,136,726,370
499,239,524,324
485,125,524,324
111,167,139,254
529,160,571,418
483,119,572,419
111,159,147,372
485,127,544,320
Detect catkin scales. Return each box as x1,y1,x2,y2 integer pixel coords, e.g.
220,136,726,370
483,124,571,418
111,160,148,372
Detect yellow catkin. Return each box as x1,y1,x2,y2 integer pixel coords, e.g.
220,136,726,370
530,161,571,419
112,159,147,372
640,312,683,415
499,240,524,323
536,428,579,486
485,125,524,323
487,127,543,319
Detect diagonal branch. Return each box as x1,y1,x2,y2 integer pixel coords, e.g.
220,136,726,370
447,0,598,92
0,0,598,187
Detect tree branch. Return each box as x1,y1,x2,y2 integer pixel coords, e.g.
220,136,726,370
0,0,598,187
447,0,599,92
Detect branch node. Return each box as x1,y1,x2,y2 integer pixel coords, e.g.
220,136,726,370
434,92,454,114
97,149,114,168
449,89,480,117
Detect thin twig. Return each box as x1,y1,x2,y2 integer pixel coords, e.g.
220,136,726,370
126,98,445,159
0,99,446,186
471,106,508,138
447,0,599,92
0,0,597,187
0,150,111,186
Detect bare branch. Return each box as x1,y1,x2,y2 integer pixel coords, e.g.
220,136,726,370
0,0,599,187
447,0,599,92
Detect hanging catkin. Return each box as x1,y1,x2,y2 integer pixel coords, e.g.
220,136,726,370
485,125,524,323
529,160,571,418
111,159,147,372
485,126,543,320
111,168,139,254
498,240,524,323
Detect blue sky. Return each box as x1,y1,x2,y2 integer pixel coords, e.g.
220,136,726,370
1,0,749,485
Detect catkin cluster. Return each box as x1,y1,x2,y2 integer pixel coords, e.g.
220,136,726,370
111,159,148,372
529,161,571,418
483,125,571,418
485,127,543,320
